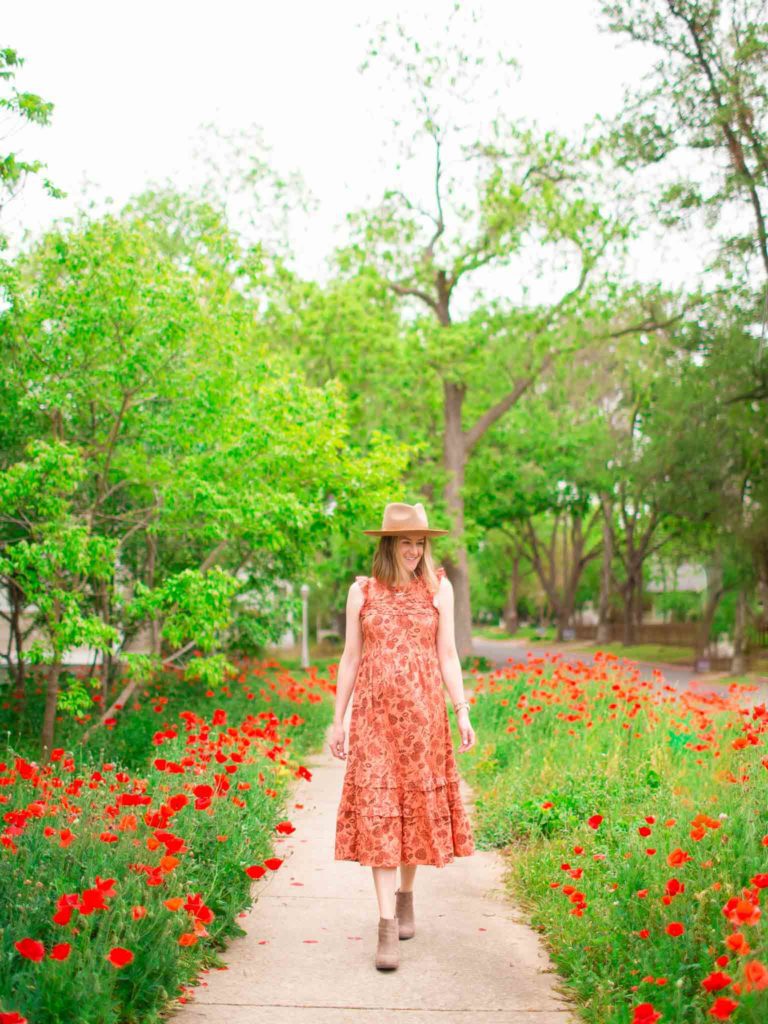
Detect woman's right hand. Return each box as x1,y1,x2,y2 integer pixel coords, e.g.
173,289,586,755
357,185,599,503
329,721,347,760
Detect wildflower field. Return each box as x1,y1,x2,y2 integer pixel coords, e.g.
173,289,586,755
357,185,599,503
3,649,767,1024
0,658,334,1024
462,651,768,1024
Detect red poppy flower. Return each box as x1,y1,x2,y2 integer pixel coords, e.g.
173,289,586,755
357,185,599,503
667,848,692,867
742,959,768,992
708,997,739,1019
106,947,134,967
701,971,732,992
631,1002,661,1023
725,932,751,955
722,896,761,927
14,938,45,961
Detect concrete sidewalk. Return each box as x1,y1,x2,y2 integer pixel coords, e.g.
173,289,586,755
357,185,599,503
167,722,581,1024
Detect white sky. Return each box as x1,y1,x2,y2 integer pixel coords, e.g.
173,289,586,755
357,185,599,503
2,0,713,296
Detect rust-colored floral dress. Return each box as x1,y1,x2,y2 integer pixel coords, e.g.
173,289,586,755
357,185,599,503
334,566,475,868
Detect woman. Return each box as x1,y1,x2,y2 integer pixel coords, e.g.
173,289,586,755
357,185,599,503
330,501,476,971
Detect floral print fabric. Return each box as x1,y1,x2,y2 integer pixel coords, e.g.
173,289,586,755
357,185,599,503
334,566,475,868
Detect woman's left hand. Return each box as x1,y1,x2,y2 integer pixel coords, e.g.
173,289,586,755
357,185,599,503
456,708,475,753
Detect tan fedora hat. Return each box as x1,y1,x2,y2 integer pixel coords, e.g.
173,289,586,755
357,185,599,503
363,501,449,537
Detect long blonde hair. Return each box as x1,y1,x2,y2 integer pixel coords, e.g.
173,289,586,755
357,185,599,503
370,535,441,598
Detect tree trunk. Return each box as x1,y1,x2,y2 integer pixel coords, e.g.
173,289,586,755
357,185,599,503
522,512,600,642
556,608,570,642
146,532,161,655
756,570,768,630
99,580,111,706
597,495,613,643
8,578,27,718
556,576,581,642
41,660,62,761
623,548,651,645
442,379,473,660
634,566,644,628
697,556,724,658
557,518,569,642
503,555,520,633
730,588,749,675
622,570,638,645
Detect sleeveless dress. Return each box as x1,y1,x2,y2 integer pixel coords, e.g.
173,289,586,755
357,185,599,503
333,566,475,868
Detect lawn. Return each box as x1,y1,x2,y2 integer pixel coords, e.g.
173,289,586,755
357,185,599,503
581,642,695,665
473,624,559,643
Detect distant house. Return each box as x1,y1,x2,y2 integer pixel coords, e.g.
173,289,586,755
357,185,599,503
646,558,707,594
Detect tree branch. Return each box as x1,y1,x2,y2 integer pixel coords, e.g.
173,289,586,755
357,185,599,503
388,280,442,317
463,352,556,453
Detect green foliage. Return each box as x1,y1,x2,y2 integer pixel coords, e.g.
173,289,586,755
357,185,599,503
182,653,238,689
0,196,411,750
600,0,768,271
55,671,101,716
130,568,239,654
653,590,702,623
0,47,63,209
0,441,120,666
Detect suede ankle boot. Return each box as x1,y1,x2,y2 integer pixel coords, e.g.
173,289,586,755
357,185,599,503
395,888,415,939
375,915,400,970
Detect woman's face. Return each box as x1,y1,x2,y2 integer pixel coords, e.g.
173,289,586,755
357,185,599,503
396,534,426,575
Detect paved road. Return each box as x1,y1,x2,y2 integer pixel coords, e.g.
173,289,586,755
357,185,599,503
472,637,768,707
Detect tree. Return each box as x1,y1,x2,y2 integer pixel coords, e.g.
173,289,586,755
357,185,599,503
337,9,632,656
469,391,607,640
0,442,119,758
600,0,768,397
641,300,768,663
0,193,411,752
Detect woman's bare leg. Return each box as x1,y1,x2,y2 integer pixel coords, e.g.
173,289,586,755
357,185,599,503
371,866,397,917
399,862,417,892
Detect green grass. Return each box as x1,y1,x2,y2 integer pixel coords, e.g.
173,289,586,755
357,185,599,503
470,632,700,666
472,624,558,643
582,641,695,665
456,654,768,1023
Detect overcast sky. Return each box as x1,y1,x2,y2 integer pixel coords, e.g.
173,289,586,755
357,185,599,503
3,0,710,294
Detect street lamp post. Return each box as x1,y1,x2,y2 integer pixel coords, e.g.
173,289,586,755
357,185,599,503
300,583,310,669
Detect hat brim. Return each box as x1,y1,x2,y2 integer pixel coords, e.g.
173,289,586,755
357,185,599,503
362,528,450,536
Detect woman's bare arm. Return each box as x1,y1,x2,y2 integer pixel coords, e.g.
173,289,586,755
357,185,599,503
435,576,468,708
333,581,364,725
435,575,475,751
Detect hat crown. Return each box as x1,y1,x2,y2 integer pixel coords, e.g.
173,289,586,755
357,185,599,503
380,502,428,531
362,501,449,537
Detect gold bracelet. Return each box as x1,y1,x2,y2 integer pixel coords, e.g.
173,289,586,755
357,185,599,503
453,700,470,714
